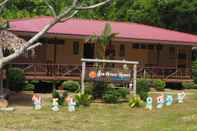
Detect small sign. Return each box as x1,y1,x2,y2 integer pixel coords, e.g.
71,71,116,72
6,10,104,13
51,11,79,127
51,98,60,111
146,97,153,110
166,95,173,106
177,92,186,103
156,94,165,109
85,67,131,82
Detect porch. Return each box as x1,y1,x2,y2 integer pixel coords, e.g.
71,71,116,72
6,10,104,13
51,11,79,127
6,63,192,82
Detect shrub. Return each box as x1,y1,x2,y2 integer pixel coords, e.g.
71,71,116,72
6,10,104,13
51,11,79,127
128,95,144,108
92,82,107,99
75,93,92,107
136,79,150,101
63,80,80,92
116,88,129,99
192,60,197,84
52,89,67,105
7,68,25,92
52,89,60,99
182,82,197,89
103,88,120,103
23,83,35,91
84,82,94,95
152,79,166,91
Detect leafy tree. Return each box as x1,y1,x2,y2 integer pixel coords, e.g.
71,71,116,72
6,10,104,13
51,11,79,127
87,23,118,59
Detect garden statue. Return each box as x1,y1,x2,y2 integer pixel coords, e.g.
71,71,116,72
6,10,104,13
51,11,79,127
156,94,165,109
146,96,153,110
66,96,76,112
32,94,42,110
165,95,173,106
51,98,59,111
177,92,186,103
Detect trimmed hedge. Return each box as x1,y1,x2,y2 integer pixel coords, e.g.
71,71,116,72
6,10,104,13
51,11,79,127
152,79,166,91
75,93,92,107
103,88,120,103
7,68,25,92
63,80,80,92
182,82,197,89
136,79,150,101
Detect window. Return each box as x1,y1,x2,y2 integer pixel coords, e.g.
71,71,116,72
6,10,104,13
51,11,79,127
73,41,80,55
132,44,146,49
119,44,125,57
106,44,115,57
156,45,163,50
132,44,140,49
39,38,64,45
148,44,154,50
140,44,146,49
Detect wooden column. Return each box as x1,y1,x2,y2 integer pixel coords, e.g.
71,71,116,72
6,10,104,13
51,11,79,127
133,64,137,95
81,62,86,94
176,47,179,69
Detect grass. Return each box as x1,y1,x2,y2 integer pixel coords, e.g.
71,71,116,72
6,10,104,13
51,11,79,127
0,90,197,131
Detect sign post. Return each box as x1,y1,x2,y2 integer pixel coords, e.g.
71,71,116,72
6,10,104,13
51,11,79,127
81,59,139,94
81,61,86,94
133,64,137,96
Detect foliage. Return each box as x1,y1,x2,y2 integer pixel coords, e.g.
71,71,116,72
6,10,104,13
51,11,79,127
7,67,25,92
152,79,166,91
52,89,60,99
87,23,118,59
84,82,94,95
23,82,35,91
192,59,197,84
75,93,92,107
136,79,150,101
116,88,129,99
2,0,197,35
63,80,80,92
52,89,67,106
102,88,120,103
92,82,107,99
128,95,144,108
182,82,197,89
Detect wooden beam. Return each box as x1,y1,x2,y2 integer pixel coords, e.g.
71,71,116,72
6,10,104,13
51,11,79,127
81,58,139,64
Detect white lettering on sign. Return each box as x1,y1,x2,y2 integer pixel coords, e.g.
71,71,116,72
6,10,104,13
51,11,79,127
96,70,130,77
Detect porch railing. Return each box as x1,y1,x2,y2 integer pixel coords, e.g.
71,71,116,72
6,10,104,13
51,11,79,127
10,63,82,77
8,63,192,80
138,66,192,79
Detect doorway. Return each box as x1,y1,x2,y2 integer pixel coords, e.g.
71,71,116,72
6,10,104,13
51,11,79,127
83,43,95,59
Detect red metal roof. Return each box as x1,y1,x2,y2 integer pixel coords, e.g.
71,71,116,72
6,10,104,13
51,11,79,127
9,16,197,45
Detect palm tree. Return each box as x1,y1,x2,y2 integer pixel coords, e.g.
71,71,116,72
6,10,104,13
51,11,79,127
86,23,118,60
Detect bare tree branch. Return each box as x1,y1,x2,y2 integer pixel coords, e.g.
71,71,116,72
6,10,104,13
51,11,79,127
0,0,9,7
76,0,111,10
27,42,42,51
0,0,112,68
0,0,9,14
60,10,78,22
44,0,57,17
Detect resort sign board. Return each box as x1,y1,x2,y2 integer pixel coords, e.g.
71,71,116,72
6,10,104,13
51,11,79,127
85,67,131,82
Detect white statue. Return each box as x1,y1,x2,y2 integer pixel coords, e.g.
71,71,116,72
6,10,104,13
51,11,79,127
32,94,42,110
67,96,76,112
51,98,59,111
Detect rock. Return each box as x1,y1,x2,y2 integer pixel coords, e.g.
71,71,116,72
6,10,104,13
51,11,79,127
0,99,8,108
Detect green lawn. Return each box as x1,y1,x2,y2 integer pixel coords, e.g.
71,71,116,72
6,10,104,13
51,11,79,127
0,90,197,131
